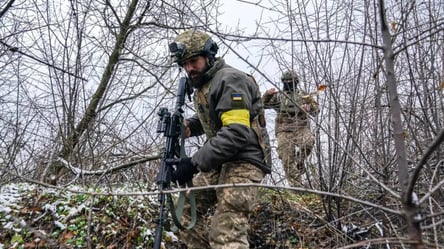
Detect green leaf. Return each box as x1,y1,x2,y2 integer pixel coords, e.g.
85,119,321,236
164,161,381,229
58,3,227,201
11,233,24,243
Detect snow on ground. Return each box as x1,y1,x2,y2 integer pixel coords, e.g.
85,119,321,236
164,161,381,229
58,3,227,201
1,183,38,248
0,182,36,209
0,182,181,248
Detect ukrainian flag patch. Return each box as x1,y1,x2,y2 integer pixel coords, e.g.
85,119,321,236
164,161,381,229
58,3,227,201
232,93,243,101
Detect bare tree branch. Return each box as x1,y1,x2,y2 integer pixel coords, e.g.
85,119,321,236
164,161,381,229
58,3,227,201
0,0,15,19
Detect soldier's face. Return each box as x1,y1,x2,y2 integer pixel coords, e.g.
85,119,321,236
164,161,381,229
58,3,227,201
183,55,209,88
282,80,296,91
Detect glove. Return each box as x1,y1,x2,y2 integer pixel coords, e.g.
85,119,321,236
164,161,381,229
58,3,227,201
171,157,198,185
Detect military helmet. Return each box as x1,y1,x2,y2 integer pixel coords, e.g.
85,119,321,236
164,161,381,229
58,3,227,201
169,30,219,65
281,70,298,92
281,70,298,83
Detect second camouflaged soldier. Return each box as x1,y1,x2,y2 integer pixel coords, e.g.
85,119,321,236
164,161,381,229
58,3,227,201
262,70,319,187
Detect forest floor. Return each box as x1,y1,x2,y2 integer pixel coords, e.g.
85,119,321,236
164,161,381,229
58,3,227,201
0,182,368,249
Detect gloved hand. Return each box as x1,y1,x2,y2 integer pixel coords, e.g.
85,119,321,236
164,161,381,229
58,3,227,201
171,157,198,185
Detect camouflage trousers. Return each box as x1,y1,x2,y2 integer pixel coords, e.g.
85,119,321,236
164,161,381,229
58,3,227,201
178,162,264,249
276,127,314,187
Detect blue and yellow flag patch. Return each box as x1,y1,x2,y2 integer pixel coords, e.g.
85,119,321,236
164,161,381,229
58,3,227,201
231,93,245,109
232,93,243,101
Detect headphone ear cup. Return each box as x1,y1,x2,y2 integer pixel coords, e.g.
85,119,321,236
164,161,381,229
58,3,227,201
203,38,218,55
211,42,219,55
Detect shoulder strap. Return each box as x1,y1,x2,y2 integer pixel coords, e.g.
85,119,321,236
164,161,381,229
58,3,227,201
168,120,197,231
197,89,208,106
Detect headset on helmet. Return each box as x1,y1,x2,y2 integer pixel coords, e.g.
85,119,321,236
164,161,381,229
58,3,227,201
281,70,299,92
169,30,219,66
281,70,298,83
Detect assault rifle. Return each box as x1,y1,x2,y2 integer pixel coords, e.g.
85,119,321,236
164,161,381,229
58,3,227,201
153,77,193,249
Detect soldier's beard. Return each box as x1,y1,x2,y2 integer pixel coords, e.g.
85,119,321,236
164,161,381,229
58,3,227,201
188,64,210,89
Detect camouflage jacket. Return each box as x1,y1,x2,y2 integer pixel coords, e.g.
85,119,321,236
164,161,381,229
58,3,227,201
186,58,270,173
262,89,319,133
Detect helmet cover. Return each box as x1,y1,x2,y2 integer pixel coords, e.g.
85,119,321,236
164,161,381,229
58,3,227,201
169,30,218,65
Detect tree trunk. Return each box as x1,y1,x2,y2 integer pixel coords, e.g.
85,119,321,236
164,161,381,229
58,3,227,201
378,0,424,248
48,0,140,184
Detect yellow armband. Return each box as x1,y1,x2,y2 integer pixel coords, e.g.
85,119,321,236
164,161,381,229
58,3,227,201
221,109,250,127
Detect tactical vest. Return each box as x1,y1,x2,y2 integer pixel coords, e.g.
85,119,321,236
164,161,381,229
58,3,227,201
194,83,218,139
279,91,303,116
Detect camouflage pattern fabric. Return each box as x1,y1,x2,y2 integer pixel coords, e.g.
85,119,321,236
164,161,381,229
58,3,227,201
261,126,273,168
175,30,212,62
262,87,319,187
276,127,314,187
262,90,319,133
178,162,264,249
188,58,270,173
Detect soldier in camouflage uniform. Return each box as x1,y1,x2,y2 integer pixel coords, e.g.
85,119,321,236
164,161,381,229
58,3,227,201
168,30,271,249
262,70,319,187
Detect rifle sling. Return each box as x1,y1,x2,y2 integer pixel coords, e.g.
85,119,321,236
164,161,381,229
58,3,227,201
169,120,197,231
168,190,196,231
